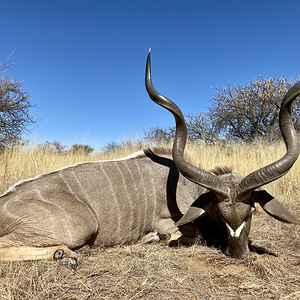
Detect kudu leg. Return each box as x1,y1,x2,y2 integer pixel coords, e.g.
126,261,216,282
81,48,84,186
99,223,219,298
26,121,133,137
141,231,196,246
0,241,78,268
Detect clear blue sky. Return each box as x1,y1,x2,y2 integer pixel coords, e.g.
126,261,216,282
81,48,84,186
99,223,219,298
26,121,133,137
1,0,299,149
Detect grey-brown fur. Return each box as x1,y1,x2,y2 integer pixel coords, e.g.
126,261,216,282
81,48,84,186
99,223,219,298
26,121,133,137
0,149,205,248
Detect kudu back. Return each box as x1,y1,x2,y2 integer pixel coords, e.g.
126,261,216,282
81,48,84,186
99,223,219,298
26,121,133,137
0,51,300,267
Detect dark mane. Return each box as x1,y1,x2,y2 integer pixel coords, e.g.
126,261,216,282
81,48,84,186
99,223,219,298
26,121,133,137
147,146,172,156
145,146,198,168
145,147,234,176
209,165,234,176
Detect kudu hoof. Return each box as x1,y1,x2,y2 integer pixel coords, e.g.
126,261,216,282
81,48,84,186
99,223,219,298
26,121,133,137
61,257,78,270
53,249,64,260
53,249,78,269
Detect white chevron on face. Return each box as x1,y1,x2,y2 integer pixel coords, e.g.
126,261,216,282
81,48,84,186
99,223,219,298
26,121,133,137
226,222,245,238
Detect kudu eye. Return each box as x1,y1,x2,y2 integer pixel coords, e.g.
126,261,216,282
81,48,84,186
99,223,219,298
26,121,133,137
246,206,255,219
241,206,255,222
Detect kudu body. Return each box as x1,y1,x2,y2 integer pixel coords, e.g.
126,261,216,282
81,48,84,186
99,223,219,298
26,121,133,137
0,51,300,267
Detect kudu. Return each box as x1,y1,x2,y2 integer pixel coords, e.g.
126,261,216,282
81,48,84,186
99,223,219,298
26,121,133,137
0,51,300,268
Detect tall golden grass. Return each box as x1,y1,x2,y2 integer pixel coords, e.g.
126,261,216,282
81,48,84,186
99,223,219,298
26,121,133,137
0,142,148,195
2,141,299,202
0,141,300,299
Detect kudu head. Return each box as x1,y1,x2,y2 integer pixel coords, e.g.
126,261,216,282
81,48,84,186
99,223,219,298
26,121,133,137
145,49,300,258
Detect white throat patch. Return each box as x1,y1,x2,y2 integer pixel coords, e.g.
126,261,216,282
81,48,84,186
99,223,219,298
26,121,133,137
226,222,245,238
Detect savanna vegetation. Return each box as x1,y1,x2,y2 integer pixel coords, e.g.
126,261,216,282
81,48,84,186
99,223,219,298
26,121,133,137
0,141,300,299
144,75,300,145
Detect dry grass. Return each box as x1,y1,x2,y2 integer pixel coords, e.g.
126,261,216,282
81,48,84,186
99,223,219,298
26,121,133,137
1,141,300,299
0,142,147,195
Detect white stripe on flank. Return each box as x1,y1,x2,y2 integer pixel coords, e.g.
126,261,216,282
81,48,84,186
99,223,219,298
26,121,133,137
134,159,147,234
144,162,157,230
226,222,245,238
113,161,134,239
69,171,99,233
99,164,121,242
123,160,140,236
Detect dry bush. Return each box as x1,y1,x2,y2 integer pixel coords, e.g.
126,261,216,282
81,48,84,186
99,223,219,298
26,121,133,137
0,141,300,299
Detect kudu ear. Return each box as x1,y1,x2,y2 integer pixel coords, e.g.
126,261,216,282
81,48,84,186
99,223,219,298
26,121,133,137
175,192,212,226
253,190,300,225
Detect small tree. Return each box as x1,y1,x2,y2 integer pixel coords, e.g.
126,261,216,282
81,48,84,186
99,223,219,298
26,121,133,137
69,144,94,155
207,76,299,143
101,141,121,153
0,55,39,147
143,125,175,144
185,112,220,144
36,140,66,153
101,140,144,153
